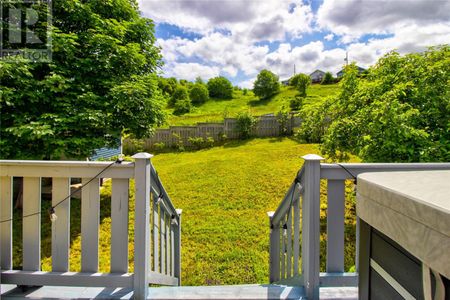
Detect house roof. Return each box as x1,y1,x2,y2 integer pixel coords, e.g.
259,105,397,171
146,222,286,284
309,69,325,76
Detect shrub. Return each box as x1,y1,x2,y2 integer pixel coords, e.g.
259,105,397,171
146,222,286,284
236,111,257,139
207,76,233,99
173,98,192,115
276,107,290,136
188,136,215,150
321,72,334,85
243,88,248,95
153,142,165,151
289,96,303,111
308,46,450,162
189,83,209,105
290,73,311,97
253,69,280,100
169,85,189,107
172,133,185,152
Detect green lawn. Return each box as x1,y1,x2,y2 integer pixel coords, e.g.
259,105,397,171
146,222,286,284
15,137,357,286
165,84,340,126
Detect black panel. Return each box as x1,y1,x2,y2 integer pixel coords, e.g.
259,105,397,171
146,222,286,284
358,219,371,300
371,229,423,299
370,268,404,300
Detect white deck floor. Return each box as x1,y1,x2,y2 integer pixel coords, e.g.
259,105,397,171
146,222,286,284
1,284,358,299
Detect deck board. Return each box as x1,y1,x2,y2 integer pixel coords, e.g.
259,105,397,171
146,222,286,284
0,284,357,299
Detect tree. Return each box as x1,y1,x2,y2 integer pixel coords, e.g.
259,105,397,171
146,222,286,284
189,83,209,105
169,85,189,107
253,69,280,99
290,73,311,97
321,72,334,84
300,47,450,162
207,76,233,99
173,98,192,115
0,0,164,159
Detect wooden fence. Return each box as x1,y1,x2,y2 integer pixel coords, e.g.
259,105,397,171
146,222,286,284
129,113,301,149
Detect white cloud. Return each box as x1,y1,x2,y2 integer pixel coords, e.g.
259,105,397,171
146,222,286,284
139,0,314,43
324,33,334,41
148,0,450,85
317,0,450,38
164,62,220,81
239,78,256,89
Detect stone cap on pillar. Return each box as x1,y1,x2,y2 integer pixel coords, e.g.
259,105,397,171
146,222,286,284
302,154,324,161
132,152,154,159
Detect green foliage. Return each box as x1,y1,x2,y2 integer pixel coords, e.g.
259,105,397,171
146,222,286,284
253,69,280,100
169,85,189,107
188,136,215,150
158,77,178,96
303,47,450,162
207,76,233,99
236,111,257,139
289,95,304,111
0,0,163,159
173,98,192,115
189,83,209,105
290,73,311,97
321,72,334,85
243,88,248,95
296,98,334,143
276,107,290,136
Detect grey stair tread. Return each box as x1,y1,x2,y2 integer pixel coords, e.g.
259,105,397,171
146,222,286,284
148,284,305,299
0,284,357,299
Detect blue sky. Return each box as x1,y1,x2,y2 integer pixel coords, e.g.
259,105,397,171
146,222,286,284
139,0,450,87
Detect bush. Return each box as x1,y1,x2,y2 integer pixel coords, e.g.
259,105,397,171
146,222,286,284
169,85,189,107
276,108,290,136
207,76,233,99
243,88,248,95
189,83,209,105
173,98,192,115
236,111,257,139
188,136,215,150
290,73,311,97
253,69,280,100
289,96,304,111
307,46,450,162
321,72,334,85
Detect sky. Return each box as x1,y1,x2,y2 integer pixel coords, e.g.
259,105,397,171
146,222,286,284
138,0,450,88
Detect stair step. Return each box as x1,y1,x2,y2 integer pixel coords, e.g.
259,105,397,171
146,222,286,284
148,284,305,299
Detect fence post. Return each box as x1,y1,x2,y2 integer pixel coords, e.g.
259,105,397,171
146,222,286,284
132,153,152,300
301,154,323,300
174,209,183,286
268,211,280,283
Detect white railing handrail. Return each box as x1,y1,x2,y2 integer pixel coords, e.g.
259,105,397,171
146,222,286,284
268,155,450,300
150,164,179,219
0,153,181,300
271,167,304,225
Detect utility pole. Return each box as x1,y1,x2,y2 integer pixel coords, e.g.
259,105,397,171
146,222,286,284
294,64,296,76
344,51,348,66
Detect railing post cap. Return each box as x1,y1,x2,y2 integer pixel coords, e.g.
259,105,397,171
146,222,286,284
267,211,275,218
176,209,183,215
132,152,153,159
302,154,324,161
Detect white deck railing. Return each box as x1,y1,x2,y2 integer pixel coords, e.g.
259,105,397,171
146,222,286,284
268,154,450,299
0,153,181,300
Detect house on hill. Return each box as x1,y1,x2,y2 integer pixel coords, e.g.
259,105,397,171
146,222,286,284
281,78,290,86
309,70,325,83
336,66,366,77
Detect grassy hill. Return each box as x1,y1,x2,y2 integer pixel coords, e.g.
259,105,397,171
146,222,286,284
165,84,340,126
27,138,357,286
